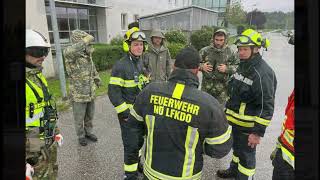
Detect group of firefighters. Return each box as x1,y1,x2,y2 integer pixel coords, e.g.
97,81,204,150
25,21,294,180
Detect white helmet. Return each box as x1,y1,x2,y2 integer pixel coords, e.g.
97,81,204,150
26,29,50,48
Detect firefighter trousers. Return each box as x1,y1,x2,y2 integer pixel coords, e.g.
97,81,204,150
119,117,144,180
229,128,256,180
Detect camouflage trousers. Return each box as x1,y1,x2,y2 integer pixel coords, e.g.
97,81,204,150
72,101,95,139
27,143,58,180
26,128,58,180
201,79,229,107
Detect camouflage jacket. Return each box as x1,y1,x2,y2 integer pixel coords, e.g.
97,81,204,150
63,41,101,102
199,44,239,83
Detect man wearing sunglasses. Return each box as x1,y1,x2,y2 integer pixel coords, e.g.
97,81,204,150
108,30,150,179
217,29,277,180
25,29,63,180
64,30,102,146
199,29,239,107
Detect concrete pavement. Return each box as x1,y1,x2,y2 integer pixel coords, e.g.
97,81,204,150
57,32,294,180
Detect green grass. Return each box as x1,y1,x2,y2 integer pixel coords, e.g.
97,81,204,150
47,70,111,112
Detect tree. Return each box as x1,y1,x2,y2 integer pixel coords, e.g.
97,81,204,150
225,1,246,26
246,10,267,29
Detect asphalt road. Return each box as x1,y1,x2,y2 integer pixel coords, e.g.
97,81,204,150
57,32,294,180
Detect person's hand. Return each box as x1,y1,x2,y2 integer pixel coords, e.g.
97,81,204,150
82,34,94,44
201,62,213,73
95,79,102,88
248,133,261,148
54,134,63,147
217,64,227,73
26,163,34,180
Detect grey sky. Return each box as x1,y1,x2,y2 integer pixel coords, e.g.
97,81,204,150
239,0,294,12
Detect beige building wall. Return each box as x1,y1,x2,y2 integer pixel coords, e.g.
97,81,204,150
105,0,184,43
26,0,55,78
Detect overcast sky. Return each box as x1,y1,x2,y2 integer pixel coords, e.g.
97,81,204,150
239,0,294,12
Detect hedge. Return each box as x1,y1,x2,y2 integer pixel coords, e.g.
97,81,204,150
92,44,124,71
164,30,188,44
166,42,186,59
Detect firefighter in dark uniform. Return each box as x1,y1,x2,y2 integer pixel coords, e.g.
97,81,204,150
122,47,233,180
108,30,149,179
217,29,277,179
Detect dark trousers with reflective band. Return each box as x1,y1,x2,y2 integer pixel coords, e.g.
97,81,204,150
229,128,256,180
119,118,144,180
272,149,294,180
72,101,95,139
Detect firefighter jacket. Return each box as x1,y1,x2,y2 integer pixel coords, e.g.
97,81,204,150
124,68,233,180
277,90,294,168
108,53,149,119
225,53,277,137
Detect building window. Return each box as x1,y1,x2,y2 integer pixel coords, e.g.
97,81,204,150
121,13,128,30
45,1,99,44
134,14,139,22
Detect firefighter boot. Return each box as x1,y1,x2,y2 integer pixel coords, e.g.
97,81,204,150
217,168,237,178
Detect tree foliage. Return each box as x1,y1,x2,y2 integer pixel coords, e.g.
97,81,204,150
225,1,246,26
246,10,267,29
264,11,294,29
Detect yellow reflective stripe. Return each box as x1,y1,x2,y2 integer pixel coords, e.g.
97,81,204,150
238,163,255,177
144,162,202,180
26,111,44,125
124,163,138,172
232,154,240,163
130,108,144,122
283,130,294,147
109,77,124,86
172,83,185,100
145,115,155,167
226,115,254,127
182,126,199,177
280,146,295,169
144,168,160,180
124,80,138,87
115,102,132,113
205,126,232,144
255,117,271,126
226,109,255,121
239,102,246,115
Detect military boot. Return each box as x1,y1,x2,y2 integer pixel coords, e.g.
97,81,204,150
79,137,87,146
216,168,237,178
85,133,98,142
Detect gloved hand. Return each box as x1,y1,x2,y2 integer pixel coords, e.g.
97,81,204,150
54,134,63,147
85,45,95,55
94,78,102,88
26,163,34,180
270,148,278,161
82,34,94,45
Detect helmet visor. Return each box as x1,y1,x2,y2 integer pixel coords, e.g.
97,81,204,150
234,35,253,45
130,31,146,41
26,47,50,58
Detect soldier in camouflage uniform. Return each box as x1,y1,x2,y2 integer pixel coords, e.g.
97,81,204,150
63,30,102,146
199,29,239,107
26,29,63,180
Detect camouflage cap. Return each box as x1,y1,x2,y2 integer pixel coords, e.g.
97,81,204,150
150,30,165,39
71,30,90,43
213,29,227,37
